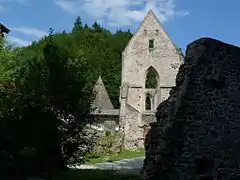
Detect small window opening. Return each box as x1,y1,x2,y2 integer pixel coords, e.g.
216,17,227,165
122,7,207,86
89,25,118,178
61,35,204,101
145,93,151,110
149,39,154,49
156,29,159,35
144,30,147,35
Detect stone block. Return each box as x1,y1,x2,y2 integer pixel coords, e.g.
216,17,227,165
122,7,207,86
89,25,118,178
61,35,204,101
142,38,240,179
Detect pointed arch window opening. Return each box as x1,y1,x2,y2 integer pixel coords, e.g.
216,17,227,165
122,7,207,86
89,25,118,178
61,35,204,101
145,93,151,110
145,66,159,89
145,93,155,111
145,66,159,111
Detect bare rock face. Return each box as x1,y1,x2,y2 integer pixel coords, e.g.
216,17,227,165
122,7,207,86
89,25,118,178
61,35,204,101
141,38,240,180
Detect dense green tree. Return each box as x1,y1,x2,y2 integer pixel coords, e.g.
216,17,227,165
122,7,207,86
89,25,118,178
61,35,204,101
72,16,83,32
0,37,18,83
0,16,134,178
84,24,89,29
92,21,102,32
0,31,94,179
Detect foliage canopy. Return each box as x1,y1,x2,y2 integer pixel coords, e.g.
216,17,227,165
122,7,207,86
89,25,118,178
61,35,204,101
0,17,133,178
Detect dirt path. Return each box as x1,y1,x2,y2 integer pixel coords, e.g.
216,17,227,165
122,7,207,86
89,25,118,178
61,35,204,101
70,157,144,170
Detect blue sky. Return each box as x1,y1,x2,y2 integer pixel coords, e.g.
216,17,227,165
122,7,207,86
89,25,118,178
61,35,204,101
1,0,239,53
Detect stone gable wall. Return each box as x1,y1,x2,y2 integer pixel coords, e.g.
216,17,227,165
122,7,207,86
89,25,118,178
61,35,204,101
122,12,182,87
120,11,183,149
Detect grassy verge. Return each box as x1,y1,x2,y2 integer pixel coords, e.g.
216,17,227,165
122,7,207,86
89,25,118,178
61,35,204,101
54,169,140,180
86,148,145,164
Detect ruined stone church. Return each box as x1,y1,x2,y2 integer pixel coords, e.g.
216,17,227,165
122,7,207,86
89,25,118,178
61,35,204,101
91,10,184,149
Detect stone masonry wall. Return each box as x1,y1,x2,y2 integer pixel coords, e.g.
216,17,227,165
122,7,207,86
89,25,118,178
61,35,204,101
121,10,182,87
141,38,240,180
123,104,142,149
120,10,183,150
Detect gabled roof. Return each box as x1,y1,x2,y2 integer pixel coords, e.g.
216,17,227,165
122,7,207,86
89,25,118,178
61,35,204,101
91,76,114,110
0,23,10,33
122,9,183,58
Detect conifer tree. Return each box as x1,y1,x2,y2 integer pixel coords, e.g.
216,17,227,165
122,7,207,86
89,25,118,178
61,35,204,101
84,24,89,29
72,16,82,32
92,21,102,32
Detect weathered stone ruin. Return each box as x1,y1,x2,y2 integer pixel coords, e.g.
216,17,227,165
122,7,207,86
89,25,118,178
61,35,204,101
142,37,240,180
91,10,183,149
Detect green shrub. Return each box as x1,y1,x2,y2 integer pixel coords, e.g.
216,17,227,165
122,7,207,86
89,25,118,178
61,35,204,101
87,130,124,161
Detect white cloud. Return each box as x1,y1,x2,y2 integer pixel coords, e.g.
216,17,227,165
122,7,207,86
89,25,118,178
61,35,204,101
55,0,189,27
11,27,47,39
7,36,31,46
7,27,47,47
55,0,78,14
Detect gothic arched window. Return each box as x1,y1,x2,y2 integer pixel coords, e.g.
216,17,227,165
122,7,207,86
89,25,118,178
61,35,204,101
145,66,158,89
145,93,151,110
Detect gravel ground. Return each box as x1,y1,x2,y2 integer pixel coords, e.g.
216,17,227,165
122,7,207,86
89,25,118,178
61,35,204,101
69,157,144,170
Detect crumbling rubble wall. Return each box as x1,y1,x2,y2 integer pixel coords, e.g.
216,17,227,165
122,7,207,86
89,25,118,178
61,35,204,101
141,38,240,180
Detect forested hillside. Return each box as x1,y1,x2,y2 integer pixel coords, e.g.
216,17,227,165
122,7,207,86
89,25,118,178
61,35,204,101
27,17,132,108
